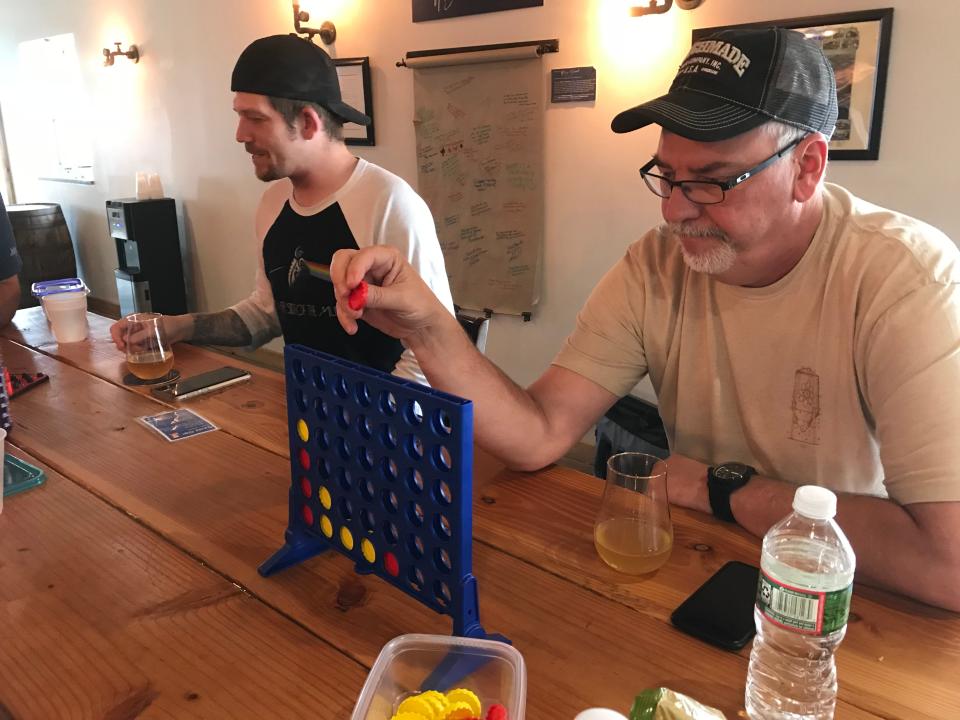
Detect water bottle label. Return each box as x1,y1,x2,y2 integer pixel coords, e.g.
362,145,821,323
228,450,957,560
756,572,852,635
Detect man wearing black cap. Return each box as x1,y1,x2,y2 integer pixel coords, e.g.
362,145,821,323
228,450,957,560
328,27,960,610
111,34,452,383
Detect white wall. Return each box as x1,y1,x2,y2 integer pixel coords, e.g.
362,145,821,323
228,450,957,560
1,0,958,393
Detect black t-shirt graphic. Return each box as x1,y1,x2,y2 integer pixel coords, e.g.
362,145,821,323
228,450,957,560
262,201,403,373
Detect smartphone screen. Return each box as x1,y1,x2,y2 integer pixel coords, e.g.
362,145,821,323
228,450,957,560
152,366,250,401
670,560,760,651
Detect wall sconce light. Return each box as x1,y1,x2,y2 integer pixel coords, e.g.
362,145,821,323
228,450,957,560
103,42,139,66
292,3,337,45
630,0,704,17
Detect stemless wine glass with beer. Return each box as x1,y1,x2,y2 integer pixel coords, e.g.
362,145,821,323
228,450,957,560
124,312,175,381
594,452,673,575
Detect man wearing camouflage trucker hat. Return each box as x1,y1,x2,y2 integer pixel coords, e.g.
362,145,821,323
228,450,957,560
110,34,453,385
329,28,960,610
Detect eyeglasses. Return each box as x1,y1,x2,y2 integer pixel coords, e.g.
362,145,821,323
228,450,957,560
639,136,806,205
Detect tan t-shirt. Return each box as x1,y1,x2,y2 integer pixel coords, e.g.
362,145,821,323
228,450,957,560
554,183,960,505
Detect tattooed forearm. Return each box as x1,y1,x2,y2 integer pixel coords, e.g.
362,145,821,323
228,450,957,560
189,310,252,346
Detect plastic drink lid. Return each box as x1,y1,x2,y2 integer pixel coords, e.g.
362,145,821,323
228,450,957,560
31,278,87,298
793,485,837,520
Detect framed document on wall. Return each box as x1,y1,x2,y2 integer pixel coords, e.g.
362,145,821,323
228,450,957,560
334,57,374,146
413,0,543,23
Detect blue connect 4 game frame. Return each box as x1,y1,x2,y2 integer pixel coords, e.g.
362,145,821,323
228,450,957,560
260,344,505,645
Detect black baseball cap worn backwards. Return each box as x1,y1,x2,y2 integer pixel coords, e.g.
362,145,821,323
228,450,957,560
612,27,838,141
231,34,370,126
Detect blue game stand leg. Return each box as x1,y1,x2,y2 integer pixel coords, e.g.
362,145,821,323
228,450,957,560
259,486,332,577
420,575,511,691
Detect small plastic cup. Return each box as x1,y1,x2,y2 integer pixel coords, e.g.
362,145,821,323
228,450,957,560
352,634,526,720
43,289,89,343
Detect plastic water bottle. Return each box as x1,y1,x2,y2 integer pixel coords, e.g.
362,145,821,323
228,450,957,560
745,486,856,720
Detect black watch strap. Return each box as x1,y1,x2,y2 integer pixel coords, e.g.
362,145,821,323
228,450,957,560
707,462,756,522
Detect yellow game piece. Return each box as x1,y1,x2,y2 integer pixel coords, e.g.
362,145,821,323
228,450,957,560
443,702,475,720
296,418,309,442
319,485,332,510
361,537,376,563
418,690,447,716
397,695,436,719
320,515,333,538
390,713,430,720
340,526,355,550
444,689,481,717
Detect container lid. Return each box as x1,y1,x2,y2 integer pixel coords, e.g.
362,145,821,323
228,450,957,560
793,485,837,520
31,278,87,298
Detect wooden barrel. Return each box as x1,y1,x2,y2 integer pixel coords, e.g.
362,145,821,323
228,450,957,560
7,203,78,308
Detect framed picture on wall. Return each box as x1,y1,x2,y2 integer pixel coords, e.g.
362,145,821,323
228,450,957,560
693,9,894,160
413,0,543,23
334,57,374,146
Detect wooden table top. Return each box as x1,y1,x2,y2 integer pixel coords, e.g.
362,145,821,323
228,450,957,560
1,308,958,719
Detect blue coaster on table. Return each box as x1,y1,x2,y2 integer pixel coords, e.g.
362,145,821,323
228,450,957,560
259,344,507,645
3,455,46,497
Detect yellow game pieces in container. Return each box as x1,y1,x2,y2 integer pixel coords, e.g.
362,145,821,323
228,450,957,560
352,634,526,720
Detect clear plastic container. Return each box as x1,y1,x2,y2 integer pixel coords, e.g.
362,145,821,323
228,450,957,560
352,634,526,720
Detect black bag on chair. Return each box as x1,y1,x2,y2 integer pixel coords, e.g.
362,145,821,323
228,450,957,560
594,395,669,478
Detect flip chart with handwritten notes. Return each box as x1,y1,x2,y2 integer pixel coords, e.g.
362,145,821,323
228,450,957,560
413,55,543,316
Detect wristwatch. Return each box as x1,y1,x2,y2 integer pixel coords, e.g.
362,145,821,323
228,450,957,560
707,462,757,522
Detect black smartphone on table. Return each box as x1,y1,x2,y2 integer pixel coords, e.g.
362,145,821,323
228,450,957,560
151,366,251,402
670,560,760,651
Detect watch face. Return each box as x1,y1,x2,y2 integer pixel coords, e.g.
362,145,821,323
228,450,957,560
714,463,753,483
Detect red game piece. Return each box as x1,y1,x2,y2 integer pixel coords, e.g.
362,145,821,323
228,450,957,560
384,551,399,577
348,281,368,311
485,704,508,720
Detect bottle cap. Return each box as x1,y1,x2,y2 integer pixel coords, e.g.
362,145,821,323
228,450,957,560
793,485,837,520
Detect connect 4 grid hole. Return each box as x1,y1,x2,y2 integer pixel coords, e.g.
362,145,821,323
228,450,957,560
406,434,425,461
408,501,425,527
357,414,374,439
383,489,399,514
434,445,452,472
355,381,372,407
434,548,452,574
312,366,326,390
434,580,451,606
404,399,424,426
434,513,452,540
409,566,425,591
381,457,399,482
408,534,425,558
358,446,375,470
381,423,399,449
292,359,306,383
360,477,376,502
383,521,399,545
380,391,398,416
407,468,424,494
435,480,453,506
433,409,453,436
314,397,328,420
